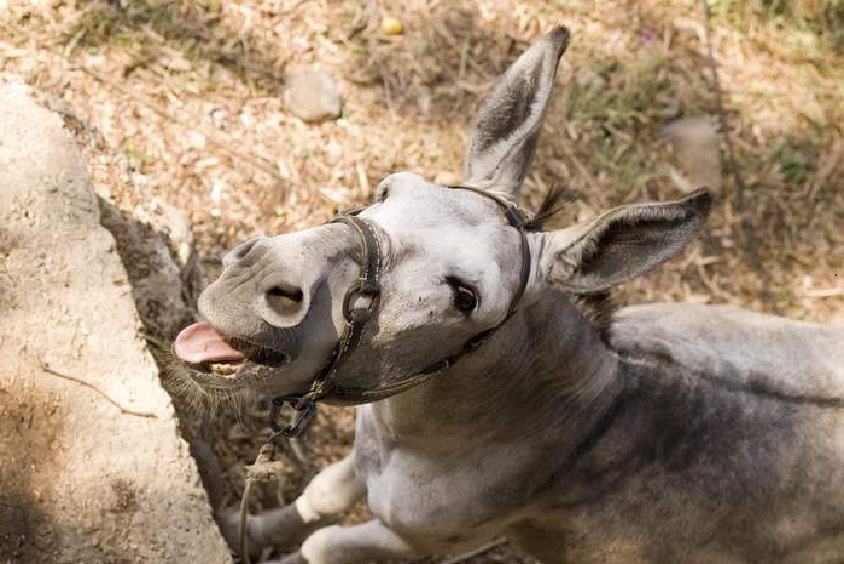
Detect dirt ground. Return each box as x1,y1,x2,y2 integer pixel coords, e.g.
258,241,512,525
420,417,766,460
2,1,842,562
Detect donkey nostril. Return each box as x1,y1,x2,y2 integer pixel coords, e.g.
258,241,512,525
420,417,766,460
234,240,258,260
265,285,304,317
222,238,262,269
267,286,303,302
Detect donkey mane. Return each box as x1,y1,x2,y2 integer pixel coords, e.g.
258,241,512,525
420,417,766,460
571,290,615,343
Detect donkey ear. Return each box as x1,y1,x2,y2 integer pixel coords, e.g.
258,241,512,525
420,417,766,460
464,26,569,198
542,190,713,293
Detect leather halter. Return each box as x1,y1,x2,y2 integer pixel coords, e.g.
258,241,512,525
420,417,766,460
270,186,531,438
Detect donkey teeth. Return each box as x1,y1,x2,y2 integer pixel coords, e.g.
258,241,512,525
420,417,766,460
210,363,241,377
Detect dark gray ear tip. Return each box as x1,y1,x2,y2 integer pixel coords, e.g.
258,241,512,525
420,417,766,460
547,26,571,55
686,188,713,218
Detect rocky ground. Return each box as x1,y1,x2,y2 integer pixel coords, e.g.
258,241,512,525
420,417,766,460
0,80,231,564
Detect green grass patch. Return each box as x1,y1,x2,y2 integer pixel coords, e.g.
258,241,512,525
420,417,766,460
712,0,844,52
776,145,814,184
65,1,211,53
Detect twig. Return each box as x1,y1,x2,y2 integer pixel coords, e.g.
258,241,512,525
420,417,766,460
437,538,507,564
700,0,780,314
805,138,843,200
281,0,315,16
38,357,157,418
240,476,255,564
802,288,844,298
345,3,370,41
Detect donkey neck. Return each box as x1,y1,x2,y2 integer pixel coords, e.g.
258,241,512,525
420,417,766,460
370,292,621,454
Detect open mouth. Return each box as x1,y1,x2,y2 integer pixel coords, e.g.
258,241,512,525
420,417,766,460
174,321,288,387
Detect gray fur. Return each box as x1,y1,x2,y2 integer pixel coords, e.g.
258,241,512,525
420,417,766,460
465,27,569,197
187,26,844,563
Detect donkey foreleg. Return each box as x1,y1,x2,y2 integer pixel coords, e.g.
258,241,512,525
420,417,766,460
294,451,365,523
276,520,418,564
223,452,365,557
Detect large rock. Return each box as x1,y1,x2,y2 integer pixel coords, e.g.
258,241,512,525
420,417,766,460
660,115,723,196
0,82,232,563
284,69,343,122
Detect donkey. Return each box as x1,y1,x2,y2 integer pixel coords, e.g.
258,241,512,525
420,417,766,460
173,27,844,564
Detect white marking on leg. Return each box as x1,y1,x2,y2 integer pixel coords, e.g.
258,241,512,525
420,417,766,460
295,495,321,524
297,454,364,521
300,526,333,564
299,520,418,564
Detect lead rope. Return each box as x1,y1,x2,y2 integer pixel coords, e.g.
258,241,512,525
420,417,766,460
238,401,315,564
238,444,273,564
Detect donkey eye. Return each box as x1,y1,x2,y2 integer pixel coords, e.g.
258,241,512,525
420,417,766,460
446,277,478,314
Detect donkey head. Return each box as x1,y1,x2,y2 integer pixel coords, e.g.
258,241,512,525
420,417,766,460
174,27,711,401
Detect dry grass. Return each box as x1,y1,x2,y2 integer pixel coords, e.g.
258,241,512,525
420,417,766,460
2,0,842,562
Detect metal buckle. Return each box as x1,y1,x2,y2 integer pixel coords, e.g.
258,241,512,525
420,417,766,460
342,284,380,323
269,395,317,439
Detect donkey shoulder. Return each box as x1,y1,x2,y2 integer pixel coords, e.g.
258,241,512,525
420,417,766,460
609,303,844,399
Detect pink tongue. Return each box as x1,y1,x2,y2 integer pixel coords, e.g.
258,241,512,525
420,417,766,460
174,322,246,364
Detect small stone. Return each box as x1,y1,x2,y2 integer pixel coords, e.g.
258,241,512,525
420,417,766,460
283,70,343,123
659,115,723,196
381,16,403,35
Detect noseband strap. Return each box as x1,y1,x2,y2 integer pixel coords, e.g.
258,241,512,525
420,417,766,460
309,214,382,399
273,186,531,434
